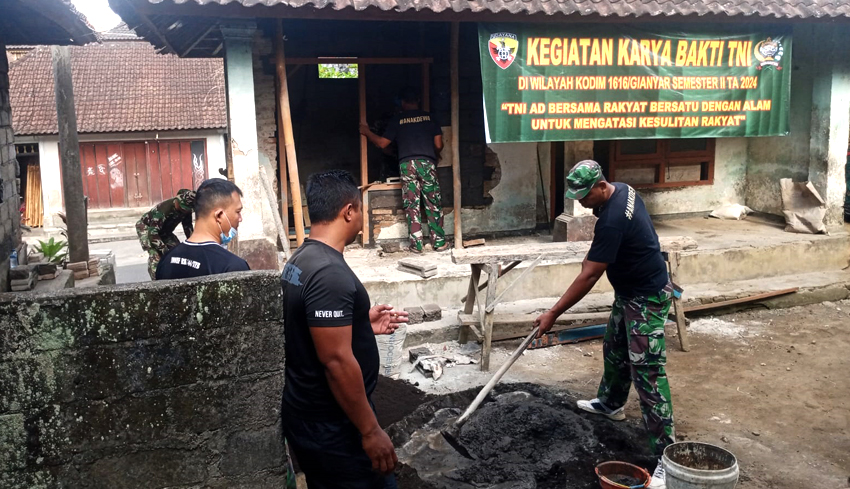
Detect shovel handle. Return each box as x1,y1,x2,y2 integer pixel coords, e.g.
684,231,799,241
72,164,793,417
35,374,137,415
455,327,540,426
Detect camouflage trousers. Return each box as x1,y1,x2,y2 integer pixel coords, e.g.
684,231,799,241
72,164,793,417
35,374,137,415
400,158,446,251
597,282,675,457
135,221,180,280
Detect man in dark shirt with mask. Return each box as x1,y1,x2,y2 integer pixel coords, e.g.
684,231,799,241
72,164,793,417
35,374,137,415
155,179,249,279
360,87,448,253
533,160,674,489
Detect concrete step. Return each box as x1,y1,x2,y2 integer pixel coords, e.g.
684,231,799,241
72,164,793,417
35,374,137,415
399,268,850,348
360,231,850,308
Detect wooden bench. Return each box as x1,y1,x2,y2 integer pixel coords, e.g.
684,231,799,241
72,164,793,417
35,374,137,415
452,236,698,371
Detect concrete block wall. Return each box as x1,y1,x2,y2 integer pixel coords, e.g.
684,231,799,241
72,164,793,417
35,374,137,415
0,271,288,487
0,44,22,292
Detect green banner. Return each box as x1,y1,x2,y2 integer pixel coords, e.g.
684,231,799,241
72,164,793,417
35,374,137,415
478,24,792,142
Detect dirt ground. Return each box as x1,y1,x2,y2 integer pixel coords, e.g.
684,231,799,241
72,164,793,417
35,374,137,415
380,300,850,489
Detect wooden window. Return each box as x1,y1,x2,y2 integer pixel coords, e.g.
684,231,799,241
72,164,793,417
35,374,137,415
609,139,715,189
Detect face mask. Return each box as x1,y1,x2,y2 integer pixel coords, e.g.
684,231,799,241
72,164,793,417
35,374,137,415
218,213,237,247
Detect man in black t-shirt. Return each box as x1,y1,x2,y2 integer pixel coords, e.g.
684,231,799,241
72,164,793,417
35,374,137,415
281,170,408,489
155,179,249,280
360,87,448,253
533,161,673,489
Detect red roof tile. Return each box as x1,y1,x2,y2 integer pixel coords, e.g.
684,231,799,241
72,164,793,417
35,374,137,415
9,41,226,135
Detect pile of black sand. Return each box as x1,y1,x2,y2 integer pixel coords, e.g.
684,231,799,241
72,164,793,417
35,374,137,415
374,376,434,428
385,383,655,489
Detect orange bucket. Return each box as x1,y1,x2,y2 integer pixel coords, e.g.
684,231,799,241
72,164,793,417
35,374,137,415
595,461,651,489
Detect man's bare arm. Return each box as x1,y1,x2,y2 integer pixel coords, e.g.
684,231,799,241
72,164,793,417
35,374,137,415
310,326,397,473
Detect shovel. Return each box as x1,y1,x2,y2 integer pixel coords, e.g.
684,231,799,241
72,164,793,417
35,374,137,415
440,326,540,459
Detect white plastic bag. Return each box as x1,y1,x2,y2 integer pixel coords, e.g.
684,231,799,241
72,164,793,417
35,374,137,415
709,204,754,220
375,324,407,379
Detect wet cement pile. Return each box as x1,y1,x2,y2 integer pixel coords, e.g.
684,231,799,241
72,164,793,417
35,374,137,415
387,383,655,489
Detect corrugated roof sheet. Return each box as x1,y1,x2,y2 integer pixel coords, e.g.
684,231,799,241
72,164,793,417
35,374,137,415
9,41,226,136
145,0,850,18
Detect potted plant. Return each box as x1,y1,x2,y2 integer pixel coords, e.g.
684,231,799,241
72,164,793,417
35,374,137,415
33,238,68,265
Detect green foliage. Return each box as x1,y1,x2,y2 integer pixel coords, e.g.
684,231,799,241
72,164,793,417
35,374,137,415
318,64,358,79
34,237,68,264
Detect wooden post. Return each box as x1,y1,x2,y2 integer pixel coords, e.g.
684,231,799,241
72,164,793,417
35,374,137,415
459,264,482,344
275,21,305,246
359,65,370,244
450,22,463,249
481,261,498,371
51,46,89,263
669,252,691,352
273,24,290,241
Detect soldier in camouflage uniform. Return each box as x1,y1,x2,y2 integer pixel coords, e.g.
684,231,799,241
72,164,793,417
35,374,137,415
534,160,674,489
360,87,448,252
136,189,196,280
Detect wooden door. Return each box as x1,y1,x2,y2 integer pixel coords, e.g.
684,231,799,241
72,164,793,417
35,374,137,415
78,142,127,208
124,142,150,208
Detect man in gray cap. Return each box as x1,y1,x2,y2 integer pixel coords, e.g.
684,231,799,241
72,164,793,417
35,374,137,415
534,160,674,489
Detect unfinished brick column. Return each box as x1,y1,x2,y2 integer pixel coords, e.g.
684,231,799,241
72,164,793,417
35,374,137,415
222,23,278,269
808,25,850,227
553,140,597,242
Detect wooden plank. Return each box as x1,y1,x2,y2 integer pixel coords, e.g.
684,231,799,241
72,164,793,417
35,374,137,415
668,252,690,352
450,22,462,249
51,45,88,262
168,142,183,195
276,21,305,247
684,288,799,313
481,261,498,371
451,235,698,265
359,64,370,244
147,142,163,203
80,144,99,208
93,144,111,208
460,260,520,303
485,255,543,313
462,238,485,247
273,29,290,241
158,142,173,199
179,141,194,191
259,163,291,258
287,57,433,65
458,265,481,344
106,143,126,207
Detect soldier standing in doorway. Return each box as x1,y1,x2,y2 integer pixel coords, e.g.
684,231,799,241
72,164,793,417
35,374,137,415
360,87,449,253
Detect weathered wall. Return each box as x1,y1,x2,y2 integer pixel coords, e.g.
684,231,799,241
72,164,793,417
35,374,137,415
445,142,540,235
641,138,749,215
1,44,22,292
0,271,287,488
745,24,816,216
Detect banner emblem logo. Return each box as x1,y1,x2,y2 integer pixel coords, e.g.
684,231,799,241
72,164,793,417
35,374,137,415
488,33,518,70
754,37,784,70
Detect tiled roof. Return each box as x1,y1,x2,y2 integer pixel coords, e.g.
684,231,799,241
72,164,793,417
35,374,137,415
143,0,850,19
101,23,141,41
9,41,226,136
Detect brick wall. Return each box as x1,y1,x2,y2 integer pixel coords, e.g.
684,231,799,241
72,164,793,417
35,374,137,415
0,44,22,292
0,271,288,487
368,190,408,242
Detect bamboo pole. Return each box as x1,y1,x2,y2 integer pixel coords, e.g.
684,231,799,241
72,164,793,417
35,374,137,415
359,65,370,244
275,20,305,246
450,22,463,249
273,22,290,243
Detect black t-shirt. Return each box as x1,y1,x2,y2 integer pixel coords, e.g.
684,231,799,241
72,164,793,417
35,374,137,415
382,109,442,162
155,241,250,279
587,183,668,298
281,239,379,422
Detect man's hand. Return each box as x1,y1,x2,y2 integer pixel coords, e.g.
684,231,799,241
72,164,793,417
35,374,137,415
533,310,558,338
362,426,398,474
369,304,408,335
359,123,371,136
